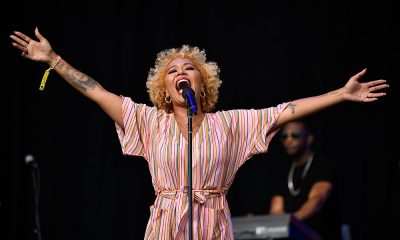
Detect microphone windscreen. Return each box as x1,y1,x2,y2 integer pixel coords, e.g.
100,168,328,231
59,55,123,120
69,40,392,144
177,79,190,90
25,154,35,165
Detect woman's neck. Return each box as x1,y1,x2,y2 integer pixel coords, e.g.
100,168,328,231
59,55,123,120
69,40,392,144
173,105,204,123
173,105,205,137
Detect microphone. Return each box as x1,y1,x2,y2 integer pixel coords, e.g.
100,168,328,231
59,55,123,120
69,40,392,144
177,79,197,115
25,154,38,168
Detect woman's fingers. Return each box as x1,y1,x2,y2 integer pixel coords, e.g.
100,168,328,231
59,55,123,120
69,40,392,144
368,92,386,98
11,41,25,51
13,31,33,44
368,83,389,92
10,34,28,47
351,68,367,81
366,79,386,87
34,27,45,41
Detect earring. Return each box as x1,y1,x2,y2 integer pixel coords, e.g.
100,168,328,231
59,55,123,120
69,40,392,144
165,95,172,104
200,90,206,98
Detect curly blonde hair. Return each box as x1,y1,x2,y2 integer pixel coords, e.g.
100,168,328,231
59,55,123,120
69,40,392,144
146,45,222,113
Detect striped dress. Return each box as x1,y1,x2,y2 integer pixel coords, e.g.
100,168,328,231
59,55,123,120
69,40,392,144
116,97,289,239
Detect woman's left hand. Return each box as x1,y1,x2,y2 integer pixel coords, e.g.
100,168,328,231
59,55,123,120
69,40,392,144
342,68,389,102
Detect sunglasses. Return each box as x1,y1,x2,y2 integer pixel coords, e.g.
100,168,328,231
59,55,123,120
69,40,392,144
280,131,306,141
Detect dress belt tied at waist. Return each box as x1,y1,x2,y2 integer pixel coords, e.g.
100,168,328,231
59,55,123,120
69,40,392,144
157,186,226,204
154,187,227,239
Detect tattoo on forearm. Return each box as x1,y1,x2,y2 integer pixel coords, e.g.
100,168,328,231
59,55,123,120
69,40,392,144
288,102,296,114
64,69,97,92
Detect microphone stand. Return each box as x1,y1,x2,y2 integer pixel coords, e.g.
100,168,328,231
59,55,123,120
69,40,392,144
26,155,42,240
32,164,42,240
181,85,197,240
187,108,194,240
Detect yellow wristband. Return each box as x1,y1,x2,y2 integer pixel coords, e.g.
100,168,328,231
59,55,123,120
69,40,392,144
39,55,61,91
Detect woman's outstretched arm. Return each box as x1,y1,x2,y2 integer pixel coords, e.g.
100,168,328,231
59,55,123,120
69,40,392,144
275,68,389,129
10,27,124,127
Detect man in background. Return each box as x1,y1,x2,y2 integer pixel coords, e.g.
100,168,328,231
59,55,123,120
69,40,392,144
269,119,341,240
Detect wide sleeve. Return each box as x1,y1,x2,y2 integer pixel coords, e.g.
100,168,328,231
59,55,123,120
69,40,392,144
233,102,290,165
252,102,290,155
115,96,156,159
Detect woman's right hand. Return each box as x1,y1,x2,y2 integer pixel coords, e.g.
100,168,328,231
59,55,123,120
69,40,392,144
10,27,54,64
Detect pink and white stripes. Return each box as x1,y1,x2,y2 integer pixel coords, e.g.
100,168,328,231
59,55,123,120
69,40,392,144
115,97,288,239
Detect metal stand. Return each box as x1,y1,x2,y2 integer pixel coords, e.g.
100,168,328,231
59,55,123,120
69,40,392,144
187,109,194,240
32,164,42,240
26,155,42,240
181,85,197,239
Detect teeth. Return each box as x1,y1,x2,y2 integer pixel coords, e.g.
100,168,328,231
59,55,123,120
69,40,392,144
176,79,190,90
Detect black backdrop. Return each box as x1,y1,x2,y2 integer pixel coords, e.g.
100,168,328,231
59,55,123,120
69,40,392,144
2,0,399,240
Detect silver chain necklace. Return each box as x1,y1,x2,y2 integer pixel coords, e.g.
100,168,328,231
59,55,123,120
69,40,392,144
287,152,314,196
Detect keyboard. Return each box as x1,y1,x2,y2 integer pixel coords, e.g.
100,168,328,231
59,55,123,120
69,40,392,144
232,214,321,240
